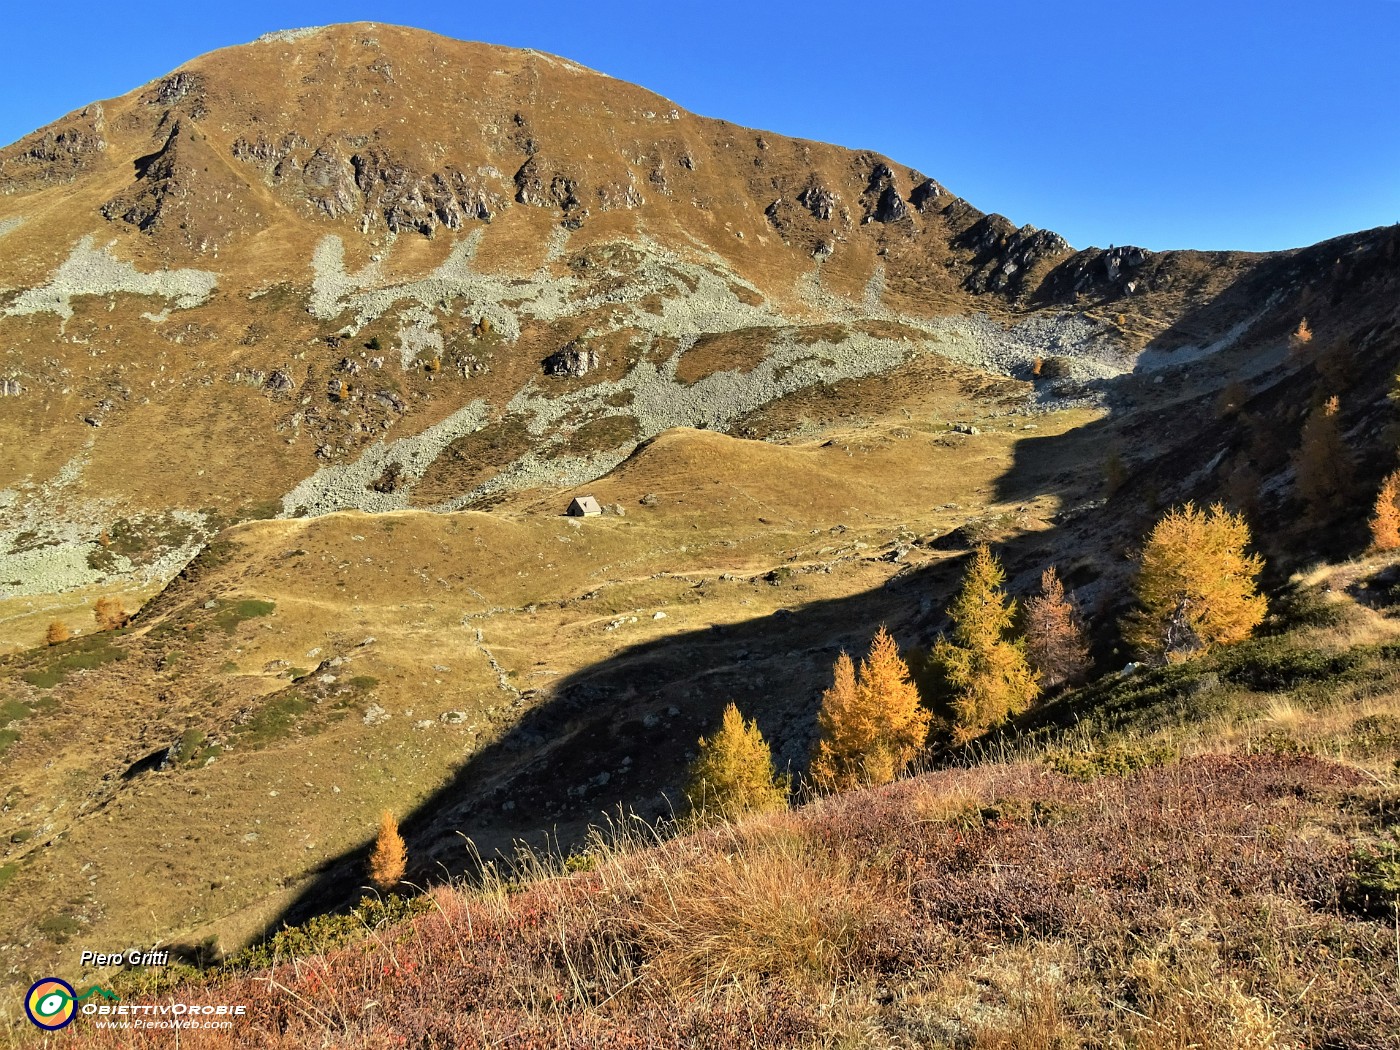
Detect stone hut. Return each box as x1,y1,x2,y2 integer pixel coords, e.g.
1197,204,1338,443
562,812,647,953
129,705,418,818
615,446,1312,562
566,495,603,517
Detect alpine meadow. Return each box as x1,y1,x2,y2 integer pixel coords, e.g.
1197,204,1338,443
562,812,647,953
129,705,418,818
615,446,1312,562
2,19,1400,1048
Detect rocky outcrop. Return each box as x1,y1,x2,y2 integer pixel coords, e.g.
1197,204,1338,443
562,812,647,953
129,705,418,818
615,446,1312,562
595,176,644,211
101,121,189,231
797,182,838,221
1038,244,1157,301
957,217,1073,296
352,150,500,233
514,155,583,213
302,145,360,219
543,343,600,378
874,186,907,223
146,72,207,118
909,178,944,212
861,162,908,224
234,137,501,232
937,197,990,239
0,107,106,189
231,132,310,172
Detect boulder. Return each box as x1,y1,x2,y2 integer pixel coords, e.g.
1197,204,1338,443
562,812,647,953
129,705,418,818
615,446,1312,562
543,342,600,378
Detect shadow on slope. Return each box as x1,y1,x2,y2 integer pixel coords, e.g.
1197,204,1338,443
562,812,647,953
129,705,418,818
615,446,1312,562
254,224,1400,944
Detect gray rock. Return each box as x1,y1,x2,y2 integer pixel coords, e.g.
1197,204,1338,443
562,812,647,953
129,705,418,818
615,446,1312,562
874,186,907,223
374,388,406,412
543,342,600,378
797,183,837,220
909,178,943,212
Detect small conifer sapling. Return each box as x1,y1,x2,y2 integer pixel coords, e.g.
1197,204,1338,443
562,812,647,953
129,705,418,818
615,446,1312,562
684,702,788,823
1370,469,1400,552
934,545,1039,742
811,626,930,791
369,811,407,891
1023,566,1091,690
1123,502,1266,660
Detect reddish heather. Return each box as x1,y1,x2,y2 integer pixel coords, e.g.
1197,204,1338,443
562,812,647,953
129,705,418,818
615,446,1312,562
67,755,1398,1049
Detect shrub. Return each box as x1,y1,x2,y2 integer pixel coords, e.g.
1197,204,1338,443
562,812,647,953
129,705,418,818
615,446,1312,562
1216,379,1249,419
811,626,930,791
45,621,70,646
934,545,1039,741
685,702,789,824
369,811,407,890
1023,566,1091,690
1049,741,1177,781
1345,826,1400,917
93,596,129,631
1123,503,1266,660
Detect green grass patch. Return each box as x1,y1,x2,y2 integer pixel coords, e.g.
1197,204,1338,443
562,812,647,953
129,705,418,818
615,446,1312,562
88,513,203,573
547,414,640,458
0,863,18,888
0,729,18,756
1335,714,1400,760
173,728,221,768
212,599,276,633
232,691,313,750
1049,741,1178,781
1346,825,1400,917
1012,635,1400,754
39,914,82,943
234,895,432,971
21,634,127,689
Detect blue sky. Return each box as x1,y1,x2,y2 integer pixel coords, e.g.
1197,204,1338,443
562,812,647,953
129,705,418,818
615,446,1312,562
2,1,1397,252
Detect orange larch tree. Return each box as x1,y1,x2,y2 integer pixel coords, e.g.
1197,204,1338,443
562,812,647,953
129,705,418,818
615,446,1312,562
1023,566,1091,691
810,627,929,792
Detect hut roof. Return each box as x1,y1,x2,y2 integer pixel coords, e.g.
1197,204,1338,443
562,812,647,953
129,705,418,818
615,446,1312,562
567,495,603,516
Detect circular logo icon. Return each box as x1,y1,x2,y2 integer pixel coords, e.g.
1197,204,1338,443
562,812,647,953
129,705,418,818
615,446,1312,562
25,978,77,1030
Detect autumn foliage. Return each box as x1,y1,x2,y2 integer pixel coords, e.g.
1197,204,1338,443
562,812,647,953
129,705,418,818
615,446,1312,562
1370,470,1400,552
1290,317,1313,353
810,626,930,791
93,597,129,631
1293,395,1355,524
369,811,407,891
1023,566,1091,690
45,621,71,646
685,702,789,823
934,545,1039,742
1123,502,1266,660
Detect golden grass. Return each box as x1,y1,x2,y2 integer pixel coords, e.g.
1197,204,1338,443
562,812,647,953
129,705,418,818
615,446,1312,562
635,825,885,993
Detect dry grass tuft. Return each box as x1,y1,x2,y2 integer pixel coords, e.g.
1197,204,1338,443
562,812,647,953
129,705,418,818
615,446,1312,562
635,828,886,992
